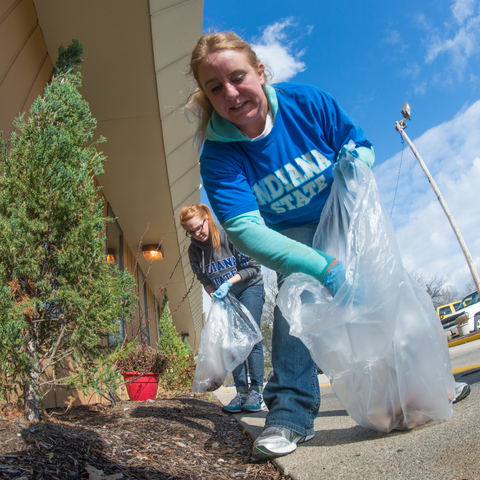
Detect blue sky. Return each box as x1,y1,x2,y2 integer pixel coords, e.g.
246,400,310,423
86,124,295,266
200,0,480,303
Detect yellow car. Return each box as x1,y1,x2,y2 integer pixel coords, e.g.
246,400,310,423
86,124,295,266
437,301,462,320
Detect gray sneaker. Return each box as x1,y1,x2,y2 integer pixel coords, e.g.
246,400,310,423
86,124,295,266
222,392,247,413
453,382,471,404
253,426,314,458
241,391,267,413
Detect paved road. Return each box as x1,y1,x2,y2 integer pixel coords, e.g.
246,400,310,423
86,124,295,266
215,338,480,479
450,338,480,370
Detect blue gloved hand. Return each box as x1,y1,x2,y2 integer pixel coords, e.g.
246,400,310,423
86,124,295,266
334,145,358,188
212,281,233,299
337,144,359,162
323,261,345,297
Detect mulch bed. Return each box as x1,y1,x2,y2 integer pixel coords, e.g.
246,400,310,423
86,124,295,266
0,394,290,480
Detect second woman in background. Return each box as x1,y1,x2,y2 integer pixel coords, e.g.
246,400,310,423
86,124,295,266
180,203,266,413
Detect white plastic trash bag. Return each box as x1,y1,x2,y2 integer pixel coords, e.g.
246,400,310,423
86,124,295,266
192,294,263,393
277,142,455,432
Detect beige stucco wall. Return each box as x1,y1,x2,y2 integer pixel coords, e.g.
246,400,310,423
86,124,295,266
0,0,53,139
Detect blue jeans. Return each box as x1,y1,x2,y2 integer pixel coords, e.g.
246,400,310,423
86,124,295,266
263,224,320,436
231,284,265,394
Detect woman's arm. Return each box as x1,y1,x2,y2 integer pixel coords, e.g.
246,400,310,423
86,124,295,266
228,236,262,283
226,273,243,286
204,284,216,297
354,146,375,168
223,210,334,283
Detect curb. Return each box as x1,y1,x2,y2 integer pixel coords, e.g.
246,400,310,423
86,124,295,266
448,331,480,347
452,363,480,375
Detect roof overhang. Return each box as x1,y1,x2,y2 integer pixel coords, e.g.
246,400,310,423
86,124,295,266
33,0,205,339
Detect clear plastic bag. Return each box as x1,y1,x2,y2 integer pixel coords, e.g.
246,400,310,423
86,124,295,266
192,294,263,393
277,142,455,432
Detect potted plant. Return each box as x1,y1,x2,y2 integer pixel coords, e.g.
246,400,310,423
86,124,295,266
116,342,168,401
454,313,470,337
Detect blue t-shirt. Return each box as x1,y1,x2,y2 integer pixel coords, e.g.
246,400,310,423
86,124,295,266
200,83,372,231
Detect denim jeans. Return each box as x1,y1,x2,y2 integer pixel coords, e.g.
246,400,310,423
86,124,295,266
231,284,265,394
263,223,320,436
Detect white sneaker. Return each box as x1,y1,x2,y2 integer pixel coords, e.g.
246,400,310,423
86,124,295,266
253,426,314,458
453,382,471,404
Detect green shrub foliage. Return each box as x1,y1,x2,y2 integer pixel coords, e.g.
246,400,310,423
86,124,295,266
0,41,137,420
157,294,196,391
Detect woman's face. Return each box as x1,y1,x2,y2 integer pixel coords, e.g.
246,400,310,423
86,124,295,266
183,215,210,243
197,49,268,139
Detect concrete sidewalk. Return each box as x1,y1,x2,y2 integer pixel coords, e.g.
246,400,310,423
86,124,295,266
215,339,480,479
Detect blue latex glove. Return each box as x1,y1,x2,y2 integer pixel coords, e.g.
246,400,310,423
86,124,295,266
213,281,233,299
337,144,359,162
334,145,358,188
323,261,345,297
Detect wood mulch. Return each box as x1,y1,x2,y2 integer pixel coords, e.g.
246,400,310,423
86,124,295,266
0,394,290,480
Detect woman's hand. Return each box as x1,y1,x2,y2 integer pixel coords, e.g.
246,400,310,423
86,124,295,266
323,260,345,297
212,281,232,299
205,284,216,297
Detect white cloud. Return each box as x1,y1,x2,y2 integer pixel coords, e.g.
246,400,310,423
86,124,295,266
383,28,410,55
426,27,478,65
401,62,421,79
413,81,427,95
384,29,402,45
423,0,480,80
453,0,477,24
374,100,480,292
250,18,310,83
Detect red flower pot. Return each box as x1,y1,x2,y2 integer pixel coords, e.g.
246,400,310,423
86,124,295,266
122,372,160,401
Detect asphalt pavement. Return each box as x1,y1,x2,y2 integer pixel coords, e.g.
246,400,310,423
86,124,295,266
215,335,480,479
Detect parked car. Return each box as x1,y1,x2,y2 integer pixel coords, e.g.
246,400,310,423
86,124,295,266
437,301,462,320
441,291,480,334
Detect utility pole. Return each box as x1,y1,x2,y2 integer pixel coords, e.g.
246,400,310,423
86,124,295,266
395,103,480,296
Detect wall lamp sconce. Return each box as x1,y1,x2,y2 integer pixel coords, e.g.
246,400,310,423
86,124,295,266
142,244,163,262
106,250,115,264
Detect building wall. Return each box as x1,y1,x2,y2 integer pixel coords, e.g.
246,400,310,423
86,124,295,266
0,0,53,139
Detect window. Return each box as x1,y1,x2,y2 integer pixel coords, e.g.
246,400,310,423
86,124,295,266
106,204,125,346
138,269,150,346
461,291,479,309
106,204,123,271
155,298,161,340
439,306,453,317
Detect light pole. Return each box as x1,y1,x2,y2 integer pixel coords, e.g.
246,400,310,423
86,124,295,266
395,103,480,296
